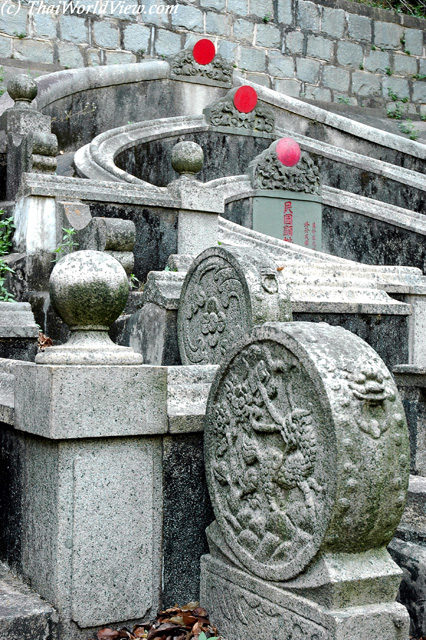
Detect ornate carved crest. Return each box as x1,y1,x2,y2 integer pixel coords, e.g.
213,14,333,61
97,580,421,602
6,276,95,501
170,50,233,86
249,145,321,194
204,97,275,135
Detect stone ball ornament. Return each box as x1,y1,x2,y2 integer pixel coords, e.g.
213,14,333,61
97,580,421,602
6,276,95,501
7,74,38,106
177,246,291,366
171,141,204,176
36,250,142,365
204,321,409,581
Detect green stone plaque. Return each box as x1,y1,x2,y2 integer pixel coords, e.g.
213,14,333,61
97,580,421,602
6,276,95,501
253,190,322,251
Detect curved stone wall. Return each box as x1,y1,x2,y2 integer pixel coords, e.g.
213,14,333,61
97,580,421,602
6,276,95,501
0,0,425,110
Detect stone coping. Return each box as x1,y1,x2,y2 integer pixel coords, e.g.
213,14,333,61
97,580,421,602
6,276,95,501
276,125,426,192
74,114,209,185
4,362,216,438
74,112,426,204
18,173,177,208
393,365,426,387
235,78,426,162
0,60,171,115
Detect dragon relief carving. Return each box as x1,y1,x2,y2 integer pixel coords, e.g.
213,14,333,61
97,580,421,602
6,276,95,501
208,342,324,571
249,147,321,194
170,50,233,85
206,98,275,134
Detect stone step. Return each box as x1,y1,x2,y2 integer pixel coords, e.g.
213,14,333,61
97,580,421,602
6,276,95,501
0,563,57,640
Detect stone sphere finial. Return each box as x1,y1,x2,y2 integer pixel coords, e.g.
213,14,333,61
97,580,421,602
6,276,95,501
7,74,38,107
171,141,204,177
36,250,143,365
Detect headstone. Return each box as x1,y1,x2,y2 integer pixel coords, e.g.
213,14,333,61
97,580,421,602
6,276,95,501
249,139,322,250
177,246,291,365
201,321,410,640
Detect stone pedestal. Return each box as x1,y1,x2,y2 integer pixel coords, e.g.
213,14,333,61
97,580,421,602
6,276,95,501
200,321,410,640
0,302,39,361
201,550,408,640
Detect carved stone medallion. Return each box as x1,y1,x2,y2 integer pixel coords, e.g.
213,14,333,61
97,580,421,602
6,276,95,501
249,142,321,194
177,246,291,366
204,322,409,581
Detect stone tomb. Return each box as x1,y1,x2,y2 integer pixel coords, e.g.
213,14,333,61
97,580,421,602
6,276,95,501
177,245,291,366
201,322,410,640
250,141,322,251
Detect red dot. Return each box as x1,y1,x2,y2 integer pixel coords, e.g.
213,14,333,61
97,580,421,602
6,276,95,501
193,39,216,65
276,137,301,167
233,86,258,113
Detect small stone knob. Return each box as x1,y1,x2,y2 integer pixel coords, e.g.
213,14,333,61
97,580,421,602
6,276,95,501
7,74,38,107
171,141,204,176
36,250,143,365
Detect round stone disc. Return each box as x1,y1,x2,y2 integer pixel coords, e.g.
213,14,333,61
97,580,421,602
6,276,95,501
204,322,409,581
178,246,286,366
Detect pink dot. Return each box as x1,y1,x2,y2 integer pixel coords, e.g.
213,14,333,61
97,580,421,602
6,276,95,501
276,138,301,167
193,39,216,65
233,86,258,113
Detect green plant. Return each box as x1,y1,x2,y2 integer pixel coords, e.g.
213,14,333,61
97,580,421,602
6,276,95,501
262,11,272,22
413,73,426,80
387,87,399,101
386,103,406,118
14,31,26,38
198,633,218,640
421,114,426,121
130,273,141,289
371,44,377,50
53,227,78,262
0,216,15,255
0,212,15,302
385,66,393,75
405,49,411,55
359,63,364,70
398,119,420,140
400,35,406,47
338,96,350,104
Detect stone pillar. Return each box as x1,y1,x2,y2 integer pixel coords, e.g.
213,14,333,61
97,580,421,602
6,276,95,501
168,141,223,255
201,322,410,640
13,251,167,640
0,75,53,200
405,292,426,366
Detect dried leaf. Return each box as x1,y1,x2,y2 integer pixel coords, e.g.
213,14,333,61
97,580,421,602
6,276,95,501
97,629,120,640
276,266,284,271
181,602,200,611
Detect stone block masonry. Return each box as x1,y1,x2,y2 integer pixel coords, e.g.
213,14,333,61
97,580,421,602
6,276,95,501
0,0,425,109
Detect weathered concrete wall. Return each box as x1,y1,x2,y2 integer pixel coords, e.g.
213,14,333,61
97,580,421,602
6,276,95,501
0,0,425,110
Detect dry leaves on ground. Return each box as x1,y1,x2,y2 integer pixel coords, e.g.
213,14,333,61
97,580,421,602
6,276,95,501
95,602,221,640
37,332,53,351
